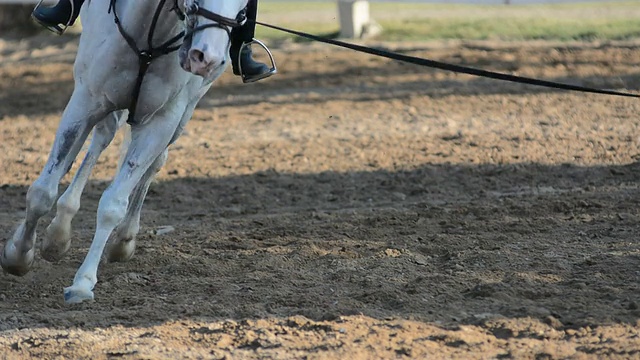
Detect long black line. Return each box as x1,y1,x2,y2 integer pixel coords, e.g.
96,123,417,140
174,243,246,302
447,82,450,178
255,21,640,99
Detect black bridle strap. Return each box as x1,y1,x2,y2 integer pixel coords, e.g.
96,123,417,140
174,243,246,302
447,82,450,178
186,22,232,39
255,21,640,99
193,7,246,28
183,4,246,39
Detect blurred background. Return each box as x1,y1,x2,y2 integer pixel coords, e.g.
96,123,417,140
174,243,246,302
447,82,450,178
0,0,638,42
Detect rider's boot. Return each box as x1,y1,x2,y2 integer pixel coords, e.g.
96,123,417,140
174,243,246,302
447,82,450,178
229,0,276,83
229,41,276,83
32,0,85,35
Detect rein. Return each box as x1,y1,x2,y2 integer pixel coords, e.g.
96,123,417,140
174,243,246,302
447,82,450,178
253,21,640,100
108,0,245,125
108,0,637,124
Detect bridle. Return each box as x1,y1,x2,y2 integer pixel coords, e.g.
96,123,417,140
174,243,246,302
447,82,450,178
183,0,247,38
108,0,247,125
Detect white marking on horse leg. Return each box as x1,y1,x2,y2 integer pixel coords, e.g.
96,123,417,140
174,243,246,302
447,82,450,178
42,112,126,262
1,87,108,276
108,148,169,263
64,112,179,304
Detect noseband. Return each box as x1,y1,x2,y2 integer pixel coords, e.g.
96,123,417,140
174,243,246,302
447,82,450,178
108,0,246,125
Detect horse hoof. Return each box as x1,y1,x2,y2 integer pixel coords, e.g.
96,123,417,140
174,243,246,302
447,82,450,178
0,245,35,276
41,221,72,262
63,286,94,304
107,239,136,263
40,238,71,263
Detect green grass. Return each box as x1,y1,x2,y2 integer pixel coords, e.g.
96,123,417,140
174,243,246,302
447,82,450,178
380,17,640,42
256,1,640,42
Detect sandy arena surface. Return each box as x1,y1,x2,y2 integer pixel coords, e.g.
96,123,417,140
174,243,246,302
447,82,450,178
0,32,639,359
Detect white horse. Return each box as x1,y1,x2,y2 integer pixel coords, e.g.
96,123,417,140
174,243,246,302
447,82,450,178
1,0,249,303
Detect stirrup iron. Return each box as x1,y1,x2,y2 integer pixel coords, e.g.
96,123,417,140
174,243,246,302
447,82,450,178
238,39,277,84
32,0,76,35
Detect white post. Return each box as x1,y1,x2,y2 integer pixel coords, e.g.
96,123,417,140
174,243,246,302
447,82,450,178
337,0,373,39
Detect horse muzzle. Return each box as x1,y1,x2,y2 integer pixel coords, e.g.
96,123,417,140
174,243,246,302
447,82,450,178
179,34,228,78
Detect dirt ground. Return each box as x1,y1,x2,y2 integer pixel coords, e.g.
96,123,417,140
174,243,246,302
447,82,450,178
0,31,639,359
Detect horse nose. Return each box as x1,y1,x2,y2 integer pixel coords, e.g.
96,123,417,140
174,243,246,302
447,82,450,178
189,49,207,64
188,48,225,75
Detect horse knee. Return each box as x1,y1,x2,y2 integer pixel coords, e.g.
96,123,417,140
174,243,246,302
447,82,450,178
97,190,128,229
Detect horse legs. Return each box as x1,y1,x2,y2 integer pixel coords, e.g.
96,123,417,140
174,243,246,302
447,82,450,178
107,148,168,262
63,108,182,304
41,111,126,262
106,96,202,263
0,88,108,276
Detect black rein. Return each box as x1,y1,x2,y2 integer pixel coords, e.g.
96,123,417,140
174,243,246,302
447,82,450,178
253,21,640,100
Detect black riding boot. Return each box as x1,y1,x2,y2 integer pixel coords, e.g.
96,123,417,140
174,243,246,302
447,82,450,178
32,0,85,35
230,0,276,83
229,43,276,83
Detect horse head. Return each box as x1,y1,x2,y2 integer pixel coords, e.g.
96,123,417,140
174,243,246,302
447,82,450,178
179,0,249,77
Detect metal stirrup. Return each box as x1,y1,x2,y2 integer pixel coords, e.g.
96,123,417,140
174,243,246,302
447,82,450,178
238,39,277,83
32,0,76,35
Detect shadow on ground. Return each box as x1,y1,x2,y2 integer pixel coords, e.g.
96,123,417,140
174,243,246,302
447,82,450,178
1,161,639,333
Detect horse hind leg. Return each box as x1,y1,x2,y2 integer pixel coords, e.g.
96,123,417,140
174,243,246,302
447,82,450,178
1,87,108,276
107,147,168,262
41,111,126,262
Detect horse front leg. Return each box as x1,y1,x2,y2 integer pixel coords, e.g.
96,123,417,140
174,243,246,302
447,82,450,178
41,111,126,262
107,148,168,262
107,94,201,263
0,87,109,276
63,106,182,304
